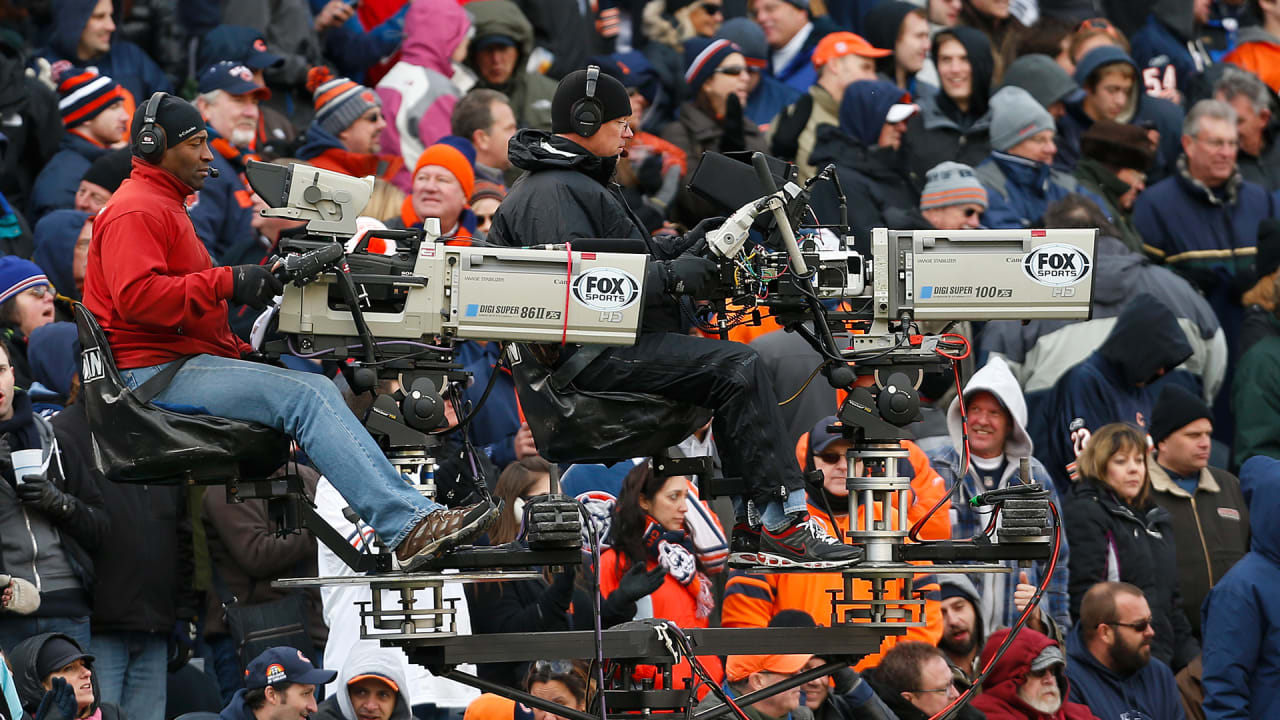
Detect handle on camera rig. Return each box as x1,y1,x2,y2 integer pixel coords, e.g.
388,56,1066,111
272,241,379,365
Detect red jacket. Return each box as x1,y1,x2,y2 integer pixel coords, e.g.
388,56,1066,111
971,628,1098,720
84,157,249,368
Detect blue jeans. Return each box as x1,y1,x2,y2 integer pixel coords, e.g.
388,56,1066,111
90,631,166,720
120,356,443,547
0,615,90,655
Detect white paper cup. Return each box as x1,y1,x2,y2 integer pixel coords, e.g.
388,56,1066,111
11,449,43,485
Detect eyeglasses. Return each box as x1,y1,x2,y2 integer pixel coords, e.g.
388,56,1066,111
963,207,980,218
533,660,577,675
360,110,384,124
911,685,957,695
699,2,723,15
1105,617,1152,633
817,452,845,464
714,66,748,77
24,286,51,299
476,213,495,225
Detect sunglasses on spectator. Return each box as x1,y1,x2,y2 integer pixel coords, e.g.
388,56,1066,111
476,213,495,225
1105,618,1152,633
715,66,747,77
817,452,845,464
360,110,383,123
699,3,722,15
963,207,980,217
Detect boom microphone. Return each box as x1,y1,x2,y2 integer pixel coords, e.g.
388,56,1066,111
207,166,220,178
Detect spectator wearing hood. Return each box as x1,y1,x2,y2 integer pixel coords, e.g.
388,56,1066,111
26,322,79,414
768,31,887,181
715,18,803,131
864,2,932,93
1200,454,1280,719
1056,45,1185,179
936,575,985,683
808,80,918,247
1147,384,1249,642
73,147,131,216
33,210,91,304
927,357,1072,637
30,69,129,221
753,0,842,93
1222,0,1280,93
297,68,407,189
1131,0,1214,105
1072,121,1156,254
902,26,994,191
1214,65,1280,193
391,137,480,242
972,628,1095,720
220,646,338,720
1065,582,1186,720
999,54,1079,121
1064,424,1200,672
313,646,412,720
722,414,948,671
197,25,297,160
977,86,1105,229
662,38,767,226
375,0,471,171
1027,293,1197,493
8,633,124,720
0,334,108,654
33,0,172,116
465,0,558,132
982,195,1227,418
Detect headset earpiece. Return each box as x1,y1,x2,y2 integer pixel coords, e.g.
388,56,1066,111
570,65,605,138
134,92,168,163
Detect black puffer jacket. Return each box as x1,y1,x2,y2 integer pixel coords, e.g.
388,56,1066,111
490,128,693,334
1064,481,1200,671
8,632,125,719
810,125,917,254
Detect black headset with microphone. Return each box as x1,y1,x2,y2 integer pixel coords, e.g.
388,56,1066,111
570,65,605,137
133,91,219,177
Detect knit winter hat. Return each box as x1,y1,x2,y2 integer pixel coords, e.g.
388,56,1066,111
307,66,381,137
989,86,1056,153
1080,119,1156,172
1000,54,1079,110
413,135,477,201
470,180,506,204
0,257,52,305
551,66,634,134
716,18,768,68
920,161,987,210
81,147,133,192
1150,384,1212,446
683,38,743,96
56,69,123,129
129,94,206,155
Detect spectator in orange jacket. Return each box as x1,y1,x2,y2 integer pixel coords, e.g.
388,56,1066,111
721,415,950,670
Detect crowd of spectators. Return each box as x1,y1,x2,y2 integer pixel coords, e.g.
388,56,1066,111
2,0,1280,718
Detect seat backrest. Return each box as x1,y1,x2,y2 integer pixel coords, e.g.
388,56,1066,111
73,303,289,484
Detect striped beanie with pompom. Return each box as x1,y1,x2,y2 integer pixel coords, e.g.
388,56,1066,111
306,66,381,136
56,68,123,129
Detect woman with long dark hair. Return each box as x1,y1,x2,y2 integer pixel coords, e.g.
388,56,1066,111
601,462,724,691
1064,423,1199,671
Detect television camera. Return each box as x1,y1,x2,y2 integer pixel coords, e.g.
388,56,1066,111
244,154,1094,720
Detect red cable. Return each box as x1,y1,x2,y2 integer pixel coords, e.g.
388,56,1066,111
562,242,573,347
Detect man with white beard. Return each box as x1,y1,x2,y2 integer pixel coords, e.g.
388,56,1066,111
971,627,1097,719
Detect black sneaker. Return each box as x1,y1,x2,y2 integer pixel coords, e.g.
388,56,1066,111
758,514,862,569
728,523,761,567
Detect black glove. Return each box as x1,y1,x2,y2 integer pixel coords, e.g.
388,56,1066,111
614,562,666,603
34,677,77,720
231,264,284,310
831,663,859,695
678,216,726,256
16,477,79,522
543,566,577,613
662,255,720,297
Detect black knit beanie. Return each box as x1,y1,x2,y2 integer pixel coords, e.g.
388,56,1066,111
551,67,634,135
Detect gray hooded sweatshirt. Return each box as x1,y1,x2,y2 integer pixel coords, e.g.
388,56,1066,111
313,645,413,720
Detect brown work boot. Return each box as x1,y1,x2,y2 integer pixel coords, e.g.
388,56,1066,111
394,502,499,571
